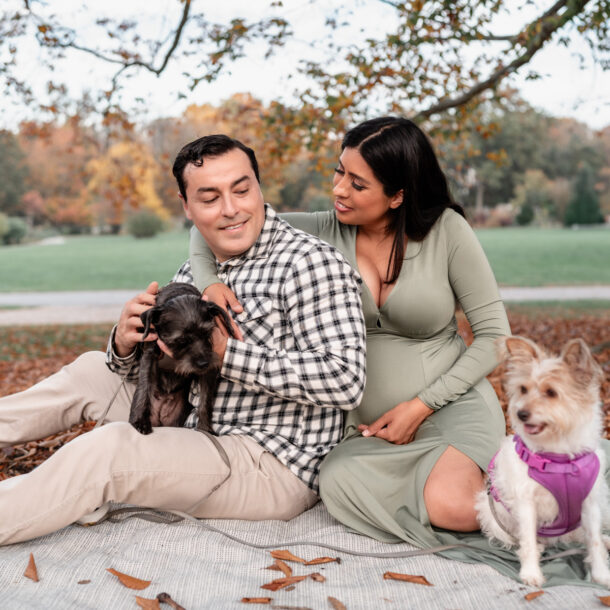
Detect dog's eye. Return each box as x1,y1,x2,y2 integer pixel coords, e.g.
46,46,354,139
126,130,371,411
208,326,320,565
545,388,557,399
520,385,528,394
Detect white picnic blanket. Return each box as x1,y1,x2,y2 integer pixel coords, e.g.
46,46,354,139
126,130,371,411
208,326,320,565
0,503,605,609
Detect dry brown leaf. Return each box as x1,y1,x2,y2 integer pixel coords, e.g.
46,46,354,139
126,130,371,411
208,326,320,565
265,558,292,577
524,590,544,601
383,571,433,586
77,579,91,585
305,557,340,565
261,575,309,591
328,597,347,610
241,598,272,604
310,572,326,582
24,553,39,582
135,596,161,609
598,595,610,607
157,592,186,610
270,550,307,564
106,568,151,590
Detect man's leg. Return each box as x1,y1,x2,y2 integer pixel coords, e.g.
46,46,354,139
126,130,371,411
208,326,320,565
0,424,317,546
0,351,134,448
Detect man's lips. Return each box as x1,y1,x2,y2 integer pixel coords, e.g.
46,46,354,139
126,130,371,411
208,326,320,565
220,219,248,231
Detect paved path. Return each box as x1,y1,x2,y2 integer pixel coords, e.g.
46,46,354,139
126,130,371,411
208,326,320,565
0,286,608,326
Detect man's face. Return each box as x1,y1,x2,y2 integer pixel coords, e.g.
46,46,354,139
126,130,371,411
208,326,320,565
180,148,265,262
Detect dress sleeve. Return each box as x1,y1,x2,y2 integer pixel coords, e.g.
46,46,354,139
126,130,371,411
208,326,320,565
417,213,511,410
189,212,322,291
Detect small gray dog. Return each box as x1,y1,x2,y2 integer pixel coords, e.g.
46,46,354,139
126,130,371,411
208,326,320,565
129,282,235,435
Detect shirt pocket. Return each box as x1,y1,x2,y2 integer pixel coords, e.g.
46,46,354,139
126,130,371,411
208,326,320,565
234,296,278,346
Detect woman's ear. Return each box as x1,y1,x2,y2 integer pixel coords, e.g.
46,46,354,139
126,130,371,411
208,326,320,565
389,190,404,209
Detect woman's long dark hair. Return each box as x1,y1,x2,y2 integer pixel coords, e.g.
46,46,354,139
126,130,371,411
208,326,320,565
342,116,464,284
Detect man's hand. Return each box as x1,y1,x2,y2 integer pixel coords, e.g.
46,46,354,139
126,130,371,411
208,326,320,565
358,397,434,445
203,283,243,340
114,281,159,357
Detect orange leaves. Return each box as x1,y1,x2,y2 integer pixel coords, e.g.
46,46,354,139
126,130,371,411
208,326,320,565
261,575,309,591
135,596,161,609
599,595,610,606
383,571,433,586
24,553,39,582
270,549,306,564
328,598,347,610
106,568,151,590
242,599,272,604
524,590,544,601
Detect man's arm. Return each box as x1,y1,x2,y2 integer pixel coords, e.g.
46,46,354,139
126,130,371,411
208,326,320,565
220,246,367,411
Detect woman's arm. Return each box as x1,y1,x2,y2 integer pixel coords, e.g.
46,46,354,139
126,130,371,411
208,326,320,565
417,212,510,410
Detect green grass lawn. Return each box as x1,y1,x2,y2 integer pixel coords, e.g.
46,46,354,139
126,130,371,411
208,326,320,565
476,225,610,286
0,225,608,291
0,231,189,291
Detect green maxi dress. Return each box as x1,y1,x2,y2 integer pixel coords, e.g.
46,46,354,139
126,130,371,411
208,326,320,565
190,208,610,587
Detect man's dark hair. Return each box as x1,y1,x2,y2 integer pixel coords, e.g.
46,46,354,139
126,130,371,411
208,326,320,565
172,134,260,201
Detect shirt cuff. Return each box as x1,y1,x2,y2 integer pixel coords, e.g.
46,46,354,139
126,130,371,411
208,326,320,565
220,337,264,389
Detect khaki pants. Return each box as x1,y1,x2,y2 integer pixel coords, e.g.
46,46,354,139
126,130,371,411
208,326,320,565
0,352,318,545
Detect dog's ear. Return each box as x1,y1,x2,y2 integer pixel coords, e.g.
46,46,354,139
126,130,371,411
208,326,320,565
500,335,544,363
561,338,603,388
140,306,162,339
205,302,237,338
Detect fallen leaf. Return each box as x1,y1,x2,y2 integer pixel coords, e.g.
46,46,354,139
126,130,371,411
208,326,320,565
77,579,91,585
305,557,340,565
270,550,306,564
284,586,296,591
383,572,433,586
24,553,39,582
310,573,326,582
524,590,544,601
265,559,292,577
157,592,186,609
598,595,610,607
261,575,308,591
328,597,347,610
106,568,151,590
135,596,161,609
269,606,312,610
241,598,272,604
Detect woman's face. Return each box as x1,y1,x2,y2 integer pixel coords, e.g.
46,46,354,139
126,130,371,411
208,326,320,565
332,147,402,230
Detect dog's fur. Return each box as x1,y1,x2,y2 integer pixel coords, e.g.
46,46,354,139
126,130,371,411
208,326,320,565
475,335,610,587
129,282,235,435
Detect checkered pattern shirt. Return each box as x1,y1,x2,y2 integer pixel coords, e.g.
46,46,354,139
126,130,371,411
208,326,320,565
107,205,366,492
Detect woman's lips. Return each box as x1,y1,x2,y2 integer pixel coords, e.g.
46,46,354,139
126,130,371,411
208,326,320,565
334,200,352,213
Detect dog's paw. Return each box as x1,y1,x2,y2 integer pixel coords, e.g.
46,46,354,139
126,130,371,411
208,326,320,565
520,565,545,588
130,418,153,435
591,566,610,589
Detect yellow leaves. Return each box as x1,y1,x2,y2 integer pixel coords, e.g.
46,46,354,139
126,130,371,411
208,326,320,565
106,567,151,590
383,571,433,586
24,553,39,582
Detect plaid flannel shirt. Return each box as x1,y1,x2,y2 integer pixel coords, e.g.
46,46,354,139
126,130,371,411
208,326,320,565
106,205,366,492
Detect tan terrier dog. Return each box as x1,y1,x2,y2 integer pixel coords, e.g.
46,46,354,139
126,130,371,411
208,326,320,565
476,336,610,588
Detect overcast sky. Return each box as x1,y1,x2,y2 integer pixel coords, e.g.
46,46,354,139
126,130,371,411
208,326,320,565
2,0,609,130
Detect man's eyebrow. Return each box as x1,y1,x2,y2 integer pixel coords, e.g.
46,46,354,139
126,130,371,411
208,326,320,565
197,175,250,193
195,175,250,194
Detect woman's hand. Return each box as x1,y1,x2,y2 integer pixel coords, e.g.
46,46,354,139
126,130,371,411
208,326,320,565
203,283,244,340
358,397,434,445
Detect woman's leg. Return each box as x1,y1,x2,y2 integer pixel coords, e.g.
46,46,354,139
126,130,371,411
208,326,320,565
423,445,484,531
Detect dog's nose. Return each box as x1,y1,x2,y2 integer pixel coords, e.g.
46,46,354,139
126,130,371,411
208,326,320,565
517,409,530,422
196,358,209,369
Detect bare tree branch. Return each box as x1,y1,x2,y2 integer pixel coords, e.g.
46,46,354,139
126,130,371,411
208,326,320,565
415,0,589,120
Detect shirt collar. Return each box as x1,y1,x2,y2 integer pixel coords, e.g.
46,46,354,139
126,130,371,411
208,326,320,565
217,203,280,269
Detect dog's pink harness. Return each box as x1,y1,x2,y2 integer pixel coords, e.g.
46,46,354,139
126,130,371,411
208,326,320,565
488,435,600,537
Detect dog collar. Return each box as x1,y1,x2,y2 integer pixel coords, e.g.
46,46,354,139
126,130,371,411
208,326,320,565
513,435,600,536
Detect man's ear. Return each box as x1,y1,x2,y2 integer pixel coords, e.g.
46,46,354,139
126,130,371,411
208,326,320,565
389,190,403,209
180,192,192,220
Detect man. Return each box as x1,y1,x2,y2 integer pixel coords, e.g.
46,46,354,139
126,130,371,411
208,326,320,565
0,135,366,545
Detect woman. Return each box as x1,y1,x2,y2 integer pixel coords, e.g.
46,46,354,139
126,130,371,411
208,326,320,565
189,116,510,549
